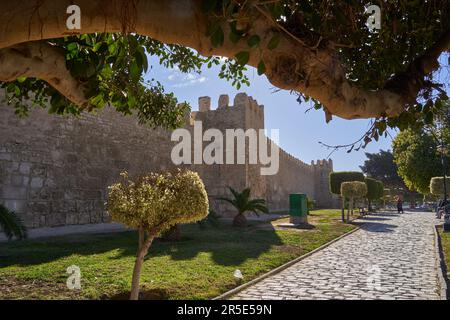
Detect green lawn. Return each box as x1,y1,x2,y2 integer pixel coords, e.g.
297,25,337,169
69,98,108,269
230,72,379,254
438,226,450,287
0,209,355,300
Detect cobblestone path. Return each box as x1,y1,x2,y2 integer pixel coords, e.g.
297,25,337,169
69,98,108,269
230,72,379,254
232,211,442,300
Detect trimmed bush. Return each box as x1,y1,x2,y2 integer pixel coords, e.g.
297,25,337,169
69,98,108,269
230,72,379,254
341,181,367,221
330,171,365,222
430,177,450,197
341,181,368,199
107,169,209,299
376,181,384,199
307,198,316,211
329,171,365,195
365,177,379,200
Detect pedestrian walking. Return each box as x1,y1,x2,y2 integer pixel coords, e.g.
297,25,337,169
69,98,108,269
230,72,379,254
396,196,404,214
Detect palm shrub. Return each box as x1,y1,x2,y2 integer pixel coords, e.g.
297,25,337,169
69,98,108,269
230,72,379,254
341,181,368,222
107,169,209,300
0,204,27,240
217,187,268,227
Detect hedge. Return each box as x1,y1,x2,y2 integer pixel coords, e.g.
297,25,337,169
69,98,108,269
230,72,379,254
430,177,450,197
329,171,365,195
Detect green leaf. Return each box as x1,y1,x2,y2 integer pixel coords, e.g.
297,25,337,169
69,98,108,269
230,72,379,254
425,111,433,124
130,61,141,80
267,34,281,50
235,51,249,66
247,35,261,48
257,60,266,75
229,30,242,44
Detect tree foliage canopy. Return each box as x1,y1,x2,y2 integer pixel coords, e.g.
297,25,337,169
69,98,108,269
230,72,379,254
0,1,448,135
393,99,449,194
329,171,365,195
360,150,405,189
340,181,368,199
107,169,209,236
365,177,384,201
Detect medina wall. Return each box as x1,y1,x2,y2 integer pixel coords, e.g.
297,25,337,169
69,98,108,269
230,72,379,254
0,92,335,229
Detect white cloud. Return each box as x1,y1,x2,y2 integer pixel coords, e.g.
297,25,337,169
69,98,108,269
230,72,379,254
170,73,208,88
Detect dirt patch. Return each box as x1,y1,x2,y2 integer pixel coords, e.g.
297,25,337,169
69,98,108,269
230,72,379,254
274,244,305,255
106,287,170,300
0,276,82,300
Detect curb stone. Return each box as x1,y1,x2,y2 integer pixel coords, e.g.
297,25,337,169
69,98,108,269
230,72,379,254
434,224,448,300
213,225,360,300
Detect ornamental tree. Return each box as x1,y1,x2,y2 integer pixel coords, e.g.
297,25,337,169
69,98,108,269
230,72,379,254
393,128,449,194
365,177,383,212
430,177,450,198
341,181,368,221
0,1,448,136
329,171,364,221
107,169,209,300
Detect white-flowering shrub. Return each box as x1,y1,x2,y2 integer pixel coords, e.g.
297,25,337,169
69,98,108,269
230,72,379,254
107,169,209,299
108,169,209,236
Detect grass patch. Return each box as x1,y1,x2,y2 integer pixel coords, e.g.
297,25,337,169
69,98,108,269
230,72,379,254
438,226,450,286
0,209,354,300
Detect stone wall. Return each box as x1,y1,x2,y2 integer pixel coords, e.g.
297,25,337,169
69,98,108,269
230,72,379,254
0,92,336,229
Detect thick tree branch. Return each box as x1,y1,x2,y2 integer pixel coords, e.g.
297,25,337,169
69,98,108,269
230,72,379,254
0,0,448,120
0,41,90,108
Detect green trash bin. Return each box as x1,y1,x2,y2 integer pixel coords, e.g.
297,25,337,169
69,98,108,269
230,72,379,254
289,193,308,224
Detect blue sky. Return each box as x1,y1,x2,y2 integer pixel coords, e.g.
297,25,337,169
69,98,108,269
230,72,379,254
146,58,395,172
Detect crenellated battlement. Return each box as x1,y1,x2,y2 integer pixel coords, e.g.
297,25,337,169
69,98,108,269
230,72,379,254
195,93,264,116
0,91,337,230
311,159,333,168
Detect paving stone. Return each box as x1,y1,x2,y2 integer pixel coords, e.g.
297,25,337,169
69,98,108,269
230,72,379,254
232,211,441,300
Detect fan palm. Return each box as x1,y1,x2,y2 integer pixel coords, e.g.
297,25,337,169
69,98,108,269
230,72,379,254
217,187,268,227
0,204,27,240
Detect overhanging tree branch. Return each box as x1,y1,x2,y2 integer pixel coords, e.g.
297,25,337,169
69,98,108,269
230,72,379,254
0,0,448,121
0,41,90,108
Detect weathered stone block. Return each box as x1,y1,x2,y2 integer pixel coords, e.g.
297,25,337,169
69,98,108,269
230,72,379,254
234,92,250,108
198,96,211,112
218,94,229,108
30,177,44,189
19,162,31,175
1,186,27,199
10,175,24,187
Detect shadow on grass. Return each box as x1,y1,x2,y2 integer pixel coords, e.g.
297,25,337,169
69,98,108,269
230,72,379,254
0,222,283,268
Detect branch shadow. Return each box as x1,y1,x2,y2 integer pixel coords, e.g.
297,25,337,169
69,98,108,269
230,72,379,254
0,222,284,268
352,221,398,233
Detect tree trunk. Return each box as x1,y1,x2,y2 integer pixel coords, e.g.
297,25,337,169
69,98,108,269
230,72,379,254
130,226,154,300
161,224,181,241
341,197,345,222
368,199,372,212
347,197,353,222
233,213,248,227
